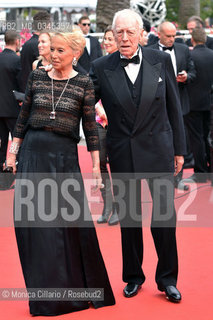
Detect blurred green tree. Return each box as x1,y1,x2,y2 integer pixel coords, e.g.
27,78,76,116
166,0,179,22
201,0,213,23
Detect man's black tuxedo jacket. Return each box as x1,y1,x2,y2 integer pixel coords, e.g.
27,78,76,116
90,48,186,174
0,48,21,118
19,34,39,92
149,42,196,115
187,44,213,111
78,35,102,73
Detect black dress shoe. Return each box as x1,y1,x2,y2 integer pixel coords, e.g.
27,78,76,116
162,286,182,303
123,283,141,298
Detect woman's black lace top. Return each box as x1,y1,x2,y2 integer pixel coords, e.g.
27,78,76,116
14,69,99,151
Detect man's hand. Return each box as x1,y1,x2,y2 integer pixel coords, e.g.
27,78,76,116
174,156,184,176
176,70,187,83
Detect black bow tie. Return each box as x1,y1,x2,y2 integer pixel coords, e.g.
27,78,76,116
162,46,174,51
120,55,140,67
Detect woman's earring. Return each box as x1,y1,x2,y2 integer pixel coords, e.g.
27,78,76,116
72,57,77,66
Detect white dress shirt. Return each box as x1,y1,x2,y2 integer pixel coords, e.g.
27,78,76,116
85,35,91,55
159,41,177,76
121,48,142,84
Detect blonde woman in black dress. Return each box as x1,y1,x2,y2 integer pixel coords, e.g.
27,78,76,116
6,31,115,316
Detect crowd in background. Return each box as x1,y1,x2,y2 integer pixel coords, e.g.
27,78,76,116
1,11,213,186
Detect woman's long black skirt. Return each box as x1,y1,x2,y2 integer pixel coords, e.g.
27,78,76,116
14,129,115,316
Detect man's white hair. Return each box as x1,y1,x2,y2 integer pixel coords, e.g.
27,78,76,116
112,9,143,30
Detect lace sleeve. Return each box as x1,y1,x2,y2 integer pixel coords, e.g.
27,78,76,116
13,72,33,139
82,78,100,151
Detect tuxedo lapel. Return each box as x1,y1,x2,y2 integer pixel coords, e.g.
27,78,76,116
132,54,162,134
104,53,137,122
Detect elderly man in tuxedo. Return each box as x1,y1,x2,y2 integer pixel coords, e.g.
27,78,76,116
90,9,186,303
149,21,196,190
78,16,102,73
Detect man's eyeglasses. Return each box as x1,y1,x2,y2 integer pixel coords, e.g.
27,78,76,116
82,23,91,26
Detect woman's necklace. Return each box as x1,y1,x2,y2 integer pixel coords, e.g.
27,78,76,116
50,74,70,120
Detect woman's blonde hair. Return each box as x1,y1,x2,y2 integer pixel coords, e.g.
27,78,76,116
52,30,86,59
39,30,53,38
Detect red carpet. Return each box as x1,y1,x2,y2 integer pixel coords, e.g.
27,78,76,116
0,145,212,319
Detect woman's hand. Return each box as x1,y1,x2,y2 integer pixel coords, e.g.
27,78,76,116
90,150,103,191
95,101,108,128
92,166,103,191
4,138,22,173
4,153,17,173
